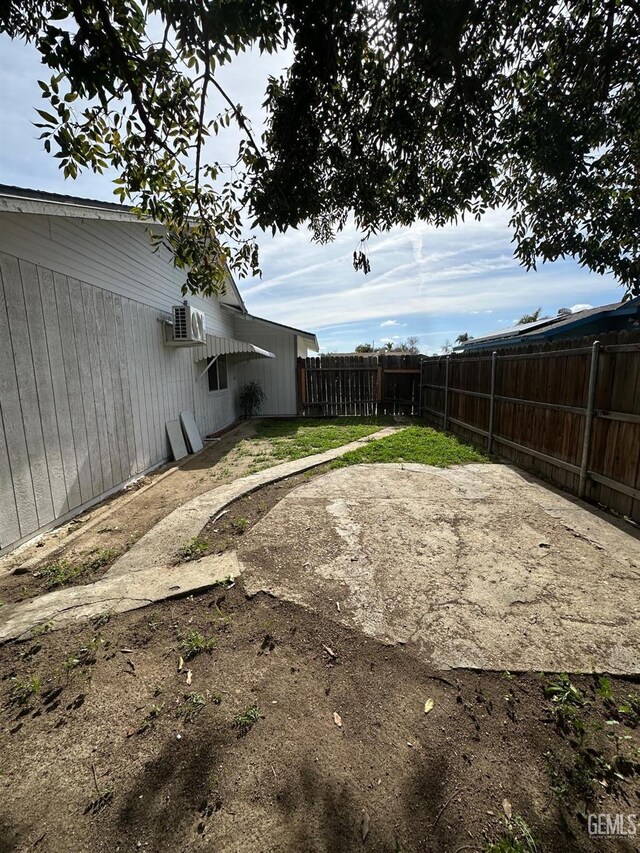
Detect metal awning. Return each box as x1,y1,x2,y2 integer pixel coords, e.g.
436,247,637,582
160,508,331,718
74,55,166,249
192,334,275,363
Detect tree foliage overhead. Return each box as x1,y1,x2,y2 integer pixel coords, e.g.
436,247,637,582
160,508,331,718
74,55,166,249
2,0,639,295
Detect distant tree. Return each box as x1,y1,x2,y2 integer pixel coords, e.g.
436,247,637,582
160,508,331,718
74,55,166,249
355,343,374,353
517,308,549,324
387,336,420,354
384,341,394,351
405,336,420,354
441,340,452,354
455,333,473,344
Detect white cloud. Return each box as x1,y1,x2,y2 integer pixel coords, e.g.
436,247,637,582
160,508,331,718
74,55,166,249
571,303,593,312
380,320,398,327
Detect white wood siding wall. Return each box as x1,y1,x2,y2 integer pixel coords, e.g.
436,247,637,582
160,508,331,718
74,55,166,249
0,212,240,554
0,213,236,334
233,316,297,416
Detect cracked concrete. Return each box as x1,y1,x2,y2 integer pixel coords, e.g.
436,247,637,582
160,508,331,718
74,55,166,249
237,463,640,674
0,427,401,643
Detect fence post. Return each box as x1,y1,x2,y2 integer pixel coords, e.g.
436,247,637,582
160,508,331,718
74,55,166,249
443,356,450,430
487,351,497,453
578,340,600,499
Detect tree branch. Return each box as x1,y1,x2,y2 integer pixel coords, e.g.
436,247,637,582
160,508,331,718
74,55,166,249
69,0,173,157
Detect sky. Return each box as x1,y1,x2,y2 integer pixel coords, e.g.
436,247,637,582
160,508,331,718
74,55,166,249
0,33,624,354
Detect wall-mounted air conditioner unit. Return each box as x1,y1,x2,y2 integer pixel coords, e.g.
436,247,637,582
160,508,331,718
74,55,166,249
165,302,206,347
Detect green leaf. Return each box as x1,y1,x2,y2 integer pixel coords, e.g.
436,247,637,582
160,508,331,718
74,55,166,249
35,109,58,125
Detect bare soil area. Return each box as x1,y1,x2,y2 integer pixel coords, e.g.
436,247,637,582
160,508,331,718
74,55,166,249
0,422,274,605
1,582,638,853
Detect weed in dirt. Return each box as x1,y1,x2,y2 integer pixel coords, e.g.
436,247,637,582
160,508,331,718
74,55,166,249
31,621,53,638
0,599,5,608
210,692,223,705
486,814,538,853
330,425,487,468
232,703,260,736
84,547,120,570
544,674,586,736
138,703,164,733
38,559,83,588
179,629,216,660
544,750,569,802
618,694,640,727
596,675,615,703
91,612,111,630
177,537,209,563
177,692,206,722
63,634,103,676
10,674,42,705
231,517,250,533
209,606,230,631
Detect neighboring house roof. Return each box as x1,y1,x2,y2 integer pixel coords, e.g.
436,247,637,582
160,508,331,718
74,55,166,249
223,304,319,352
0,183,247,311
458,299,640,351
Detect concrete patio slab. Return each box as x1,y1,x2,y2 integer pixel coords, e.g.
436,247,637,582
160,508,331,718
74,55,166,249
237,463,640,674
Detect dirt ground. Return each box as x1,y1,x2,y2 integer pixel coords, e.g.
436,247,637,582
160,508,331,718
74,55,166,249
1,582,638,853
0,421,286,605
2,443,640,851
236,463,640,675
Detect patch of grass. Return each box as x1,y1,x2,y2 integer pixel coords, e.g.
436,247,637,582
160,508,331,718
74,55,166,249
38,559,83,589
179,629,216,660
231,516,250,534
84,547,120,570
252,417,393,462
10,674,42,705
36,548,121,590
232,703,260,735
177,537,209,563
331,425,487,468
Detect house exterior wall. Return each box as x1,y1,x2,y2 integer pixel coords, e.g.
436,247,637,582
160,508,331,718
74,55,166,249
0,212,240,554
232,315,298,416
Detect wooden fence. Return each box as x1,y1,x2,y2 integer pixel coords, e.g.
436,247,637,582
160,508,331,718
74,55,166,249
420,330,640,524
297,354,421,416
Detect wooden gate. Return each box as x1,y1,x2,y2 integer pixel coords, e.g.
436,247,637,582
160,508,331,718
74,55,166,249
297,354,421,417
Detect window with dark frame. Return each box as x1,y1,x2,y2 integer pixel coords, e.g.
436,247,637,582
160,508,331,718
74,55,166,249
207,354,228,392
